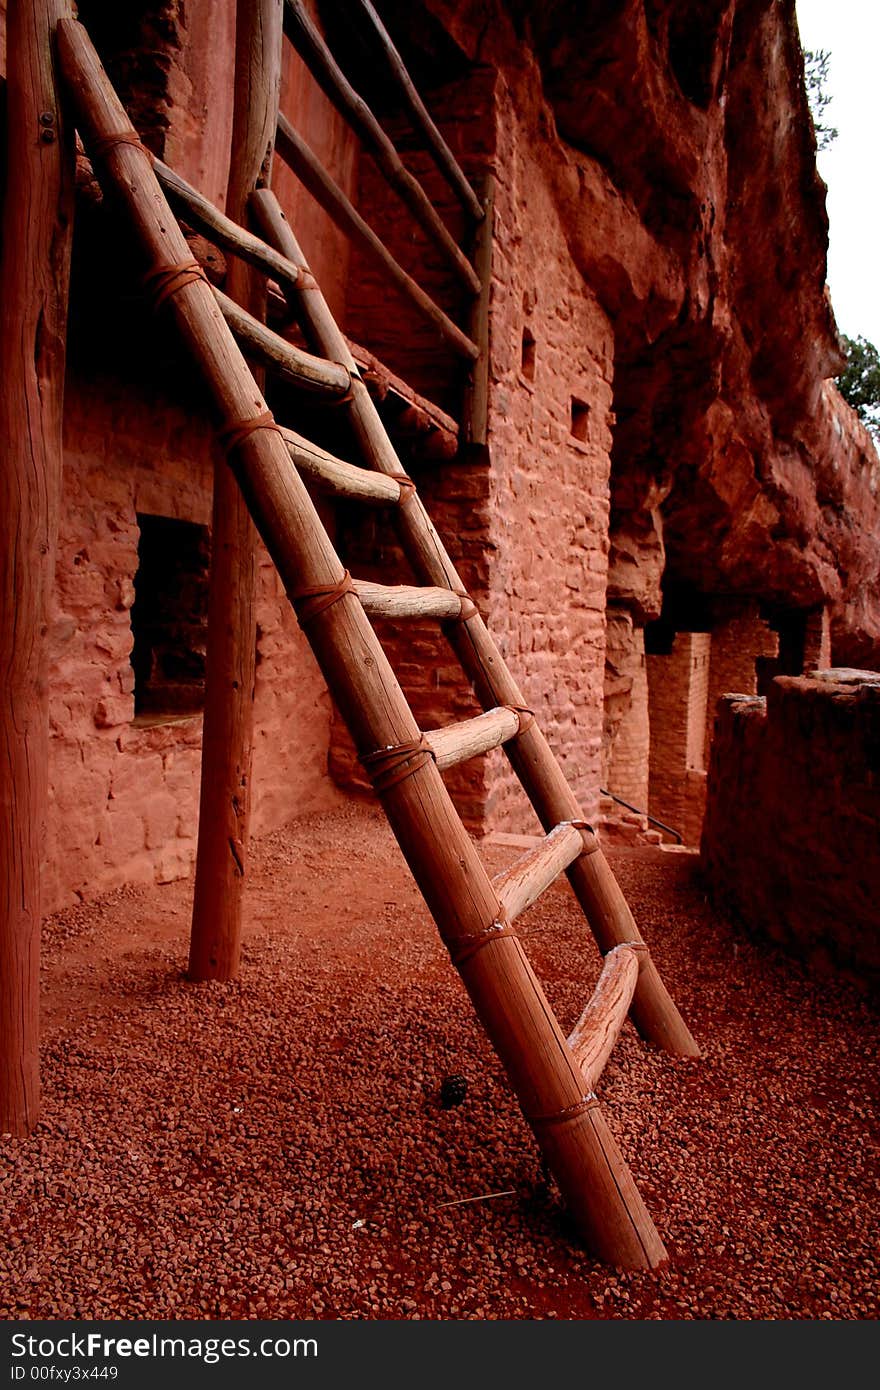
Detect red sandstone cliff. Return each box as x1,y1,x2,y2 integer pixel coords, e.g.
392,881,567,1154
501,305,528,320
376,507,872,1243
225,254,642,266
402,0,880,660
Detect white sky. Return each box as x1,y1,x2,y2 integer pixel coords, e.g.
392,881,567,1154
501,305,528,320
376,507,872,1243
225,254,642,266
795,0,880,346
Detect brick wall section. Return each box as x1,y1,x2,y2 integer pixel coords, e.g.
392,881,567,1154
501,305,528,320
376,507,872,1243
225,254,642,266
704,605,778,754
702,672,880,982
603,609,650,808
482,80,613,832
647,632,711,844
45,376,342,911
803,605,832,672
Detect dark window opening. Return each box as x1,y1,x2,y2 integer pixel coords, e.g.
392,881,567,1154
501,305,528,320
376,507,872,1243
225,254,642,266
756,608,808,695
131,514,211,720
571,397,590,442
521,328,536,382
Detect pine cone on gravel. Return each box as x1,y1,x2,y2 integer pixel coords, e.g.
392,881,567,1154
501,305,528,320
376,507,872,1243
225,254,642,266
439,1074,468,1109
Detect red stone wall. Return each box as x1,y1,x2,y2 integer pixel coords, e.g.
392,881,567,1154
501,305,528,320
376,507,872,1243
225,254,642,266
482,81,613,832
704,604,778,754
44,372,343,912
702,672,880,982
647,632,711,844
603,612,650,809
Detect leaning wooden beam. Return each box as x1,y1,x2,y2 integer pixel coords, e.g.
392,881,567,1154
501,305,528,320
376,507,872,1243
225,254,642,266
275,114,479,362
283,0,479,294
425,706,520,772
0,0,75,1135
494,822,588,925
153,156,308,298
188,0,283,984
252,186,699,1063
280,427,402,505
60,21,665,1271
214,286,351,396
463,175,494,448
353,0,484,221
568,945,641,1086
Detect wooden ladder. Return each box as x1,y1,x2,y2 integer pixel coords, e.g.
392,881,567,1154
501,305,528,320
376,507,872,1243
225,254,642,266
58,17,699,1272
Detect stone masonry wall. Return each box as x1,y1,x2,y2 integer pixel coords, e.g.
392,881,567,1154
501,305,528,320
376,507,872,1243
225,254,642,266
603,611,650,809
45,368,343,913
704,604,778,757
482,80,614,832
647,632,711,844
702,672,880,982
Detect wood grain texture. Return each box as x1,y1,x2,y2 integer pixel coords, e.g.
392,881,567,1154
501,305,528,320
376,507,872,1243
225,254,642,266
280,427,402,504
568,945,641,1086
0,0,74,1135
153,157,307,296
493,822,586,925
425,706,520,772
352,581,464,621
214,284,350,396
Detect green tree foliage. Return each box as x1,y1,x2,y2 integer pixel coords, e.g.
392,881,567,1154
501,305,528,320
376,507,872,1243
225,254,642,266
837,335,880,437
803,48,838,151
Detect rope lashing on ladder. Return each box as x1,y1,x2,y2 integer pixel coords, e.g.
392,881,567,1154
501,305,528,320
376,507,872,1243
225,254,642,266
289,569,356,627
525,1092,600,1128
446,912,519,968
90,130,152,161
508,704,535,736
217,408,283,454
562,818,601,855
388,472,418,507
360,734,436,793
144,259,210,310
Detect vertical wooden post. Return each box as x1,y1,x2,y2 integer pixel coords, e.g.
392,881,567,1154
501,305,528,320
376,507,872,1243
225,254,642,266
0,0,75,1135
188,0,283,981
463,173,494,448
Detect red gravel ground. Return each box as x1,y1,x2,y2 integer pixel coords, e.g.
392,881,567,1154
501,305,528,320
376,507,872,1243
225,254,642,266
1,804,877,1320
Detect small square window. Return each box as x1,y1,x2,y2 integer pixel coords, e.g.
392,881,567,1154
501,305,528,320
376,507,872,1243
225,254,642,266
571,398,590,442
521,328,536,382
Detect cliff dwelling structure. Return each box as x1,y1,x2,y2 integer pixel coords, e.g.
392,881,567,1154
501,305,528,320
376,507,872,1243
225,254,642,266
0,0,878,1318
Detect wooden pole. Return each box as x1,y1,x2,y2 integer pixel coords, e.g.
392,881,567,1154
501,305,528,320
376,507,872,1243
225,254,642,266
0,0,75,1135
353,0,484,221
59,19,667,1268
213,285,351,396
188,0,283,982
250,188,699,1060
283,0,480,294
275,114,479,361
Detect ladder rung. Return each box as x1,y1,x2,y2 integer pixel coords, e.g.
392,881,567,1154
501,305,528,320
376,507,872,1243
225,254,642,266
425,706,521,772
280,427,402,505
352,580,465,621
493,822,586,924
215,287,351,397
567,945,641,1085
153,157,309,297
